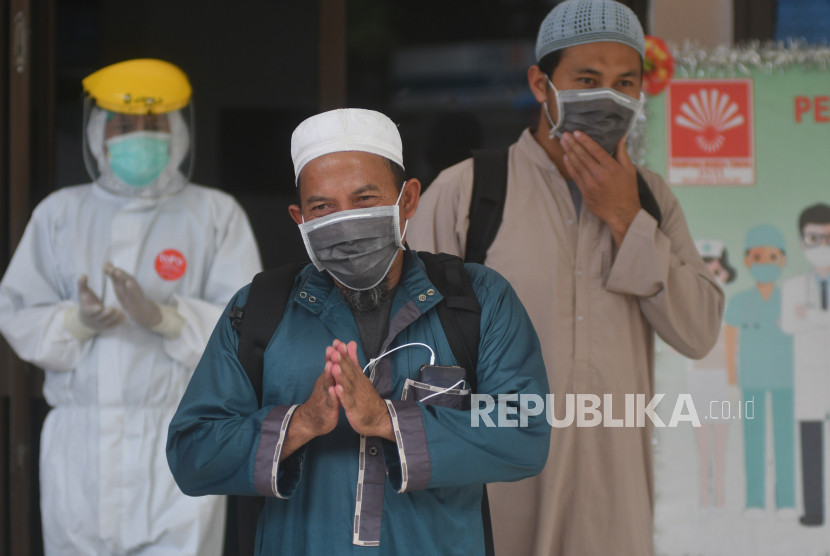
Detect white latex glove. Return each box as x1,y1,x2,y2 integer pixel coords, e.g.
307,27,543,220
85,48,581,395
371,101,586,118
103,262,185,338
104,262,163,328
63,275,126,340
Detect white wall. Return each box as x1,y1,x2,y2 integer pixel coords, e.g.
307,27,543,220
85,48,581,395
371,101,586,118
650,0,734,48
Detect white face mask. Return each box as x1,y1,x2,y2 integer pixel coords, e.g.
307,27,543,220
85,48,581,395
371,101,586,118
805,245,830,268
543,78,644,155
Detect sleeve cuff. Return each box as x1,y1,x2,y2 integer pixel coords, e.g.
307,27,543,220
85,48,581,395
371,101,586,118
383,400,431,493
63,305,97,341
254,404,304,499
605,209,671,297
151,303,186,339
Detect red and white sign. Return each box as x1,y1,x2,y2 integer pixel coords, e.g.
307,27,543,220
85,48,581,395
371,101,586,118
666,79,755,186
154,249,187,281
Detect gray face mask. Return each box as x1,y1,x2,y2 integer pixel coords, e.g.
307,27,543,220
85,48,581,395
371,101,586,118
299,183,408,291
544,79,644,155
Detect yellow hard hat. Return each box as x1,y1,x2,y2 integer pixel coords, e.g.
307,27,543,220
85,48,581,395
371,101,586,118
82,59,192,115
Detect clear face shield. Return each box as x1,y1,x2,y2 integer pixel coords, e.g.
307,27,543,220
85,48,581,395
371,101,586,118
82,97,195,198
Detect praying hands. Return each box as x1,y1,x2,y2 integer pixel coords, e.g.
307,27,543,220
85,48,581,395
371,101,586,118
328,340,394,441
281,340,393,461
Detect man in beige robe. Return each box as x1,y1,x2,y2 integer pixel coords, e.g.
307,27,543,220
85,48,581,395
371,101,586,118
408,1,724,554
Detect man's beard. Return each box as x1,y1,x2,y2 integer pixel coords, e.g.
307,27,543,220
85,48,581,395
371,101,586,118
343,279,391,313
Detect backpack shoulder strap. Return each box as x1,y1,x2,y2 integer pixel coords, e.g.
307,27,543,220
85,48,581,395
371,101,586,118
417,251,482,393
228,262,306,406
416,251,495,556
465,151,659,257
465,149,509,265
636,170,663,228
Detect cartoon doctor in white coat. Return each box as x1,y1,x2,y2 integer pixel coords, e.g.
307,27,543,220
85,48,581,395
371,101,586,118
781,202,830,527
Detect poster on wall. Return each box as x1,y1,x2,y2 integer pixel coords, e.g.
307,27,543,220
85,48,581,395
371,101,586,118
666,79,755,185
644,44,830,556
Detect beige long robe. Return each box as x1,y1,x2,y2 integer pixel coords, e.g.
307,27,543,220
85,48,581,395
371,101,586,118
408,129,724,556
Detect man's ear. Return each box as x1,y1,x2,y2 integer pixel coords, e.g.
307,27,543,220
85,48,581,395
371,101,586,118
528,65,549,104
779,255,787,268
289,177,305,224
401,178,421,221
288,204,304,225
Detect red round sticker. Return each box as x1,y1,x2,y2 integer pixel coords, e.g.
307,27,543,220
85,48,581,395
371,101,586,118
154,249,187,281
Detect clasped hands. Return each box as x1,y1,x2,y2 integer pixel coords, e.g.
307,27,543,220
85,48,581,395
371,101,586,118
75,263,162,332
283,340,394,461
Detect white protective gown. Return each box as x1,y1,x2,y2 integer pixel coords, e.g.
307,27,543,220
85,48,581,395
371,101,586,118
0,181,262,555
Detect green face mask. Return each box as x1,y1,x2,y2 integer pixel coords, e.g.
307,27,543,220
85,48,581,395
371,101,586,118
749,263,782,283
106,131,171,187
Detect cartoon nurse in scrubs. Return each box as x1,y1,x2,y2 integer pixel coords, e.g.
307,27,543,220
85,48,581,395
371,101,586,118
724,225,795,520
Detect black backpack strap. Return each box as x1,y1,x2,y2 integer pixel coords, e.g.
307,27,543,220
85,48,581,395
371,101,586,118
415,251,494,556
226,262,305,556
235,496,264,556
417,251,481,393
465,149,509,265
480,485,495,556
636,170,663,228
465,150,659,264
229,262,306,406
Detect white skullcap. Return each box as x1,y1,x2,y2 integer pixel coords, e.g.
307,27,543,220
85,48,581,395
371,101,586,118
695,239,726,259
536,0,646,62
291,108,404,184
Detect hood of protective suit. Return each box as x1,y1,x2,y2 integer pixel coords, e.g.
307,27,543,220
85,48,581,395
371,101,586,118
86,106,191,199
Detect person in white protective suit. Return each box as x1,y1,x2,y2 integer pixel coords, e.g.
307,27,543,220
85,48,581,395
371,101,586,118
0,59,262,556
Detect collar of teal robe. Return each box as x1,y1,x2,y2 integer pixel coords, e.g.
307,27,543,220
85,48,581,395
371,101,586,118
292,247,445,321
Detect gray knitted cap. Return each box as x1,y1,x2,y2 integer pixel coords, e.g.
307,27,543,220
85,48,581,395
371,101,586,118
535,0,646,62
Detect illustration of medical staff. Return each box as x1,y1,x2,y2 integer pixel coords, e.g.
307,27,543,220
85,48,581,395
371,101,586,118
687,239,736,509
724,225,795,519
780,203,830,526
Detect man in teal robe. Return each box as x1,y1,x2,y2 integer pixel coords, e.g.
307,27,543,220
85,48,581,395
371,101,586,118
166,109,551,555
